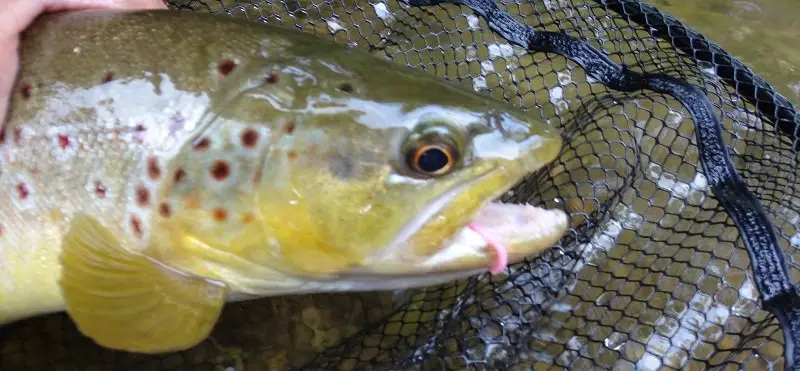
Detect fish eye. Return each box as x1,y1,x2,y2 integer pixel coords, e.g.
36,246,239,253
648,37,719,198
407,142,457,176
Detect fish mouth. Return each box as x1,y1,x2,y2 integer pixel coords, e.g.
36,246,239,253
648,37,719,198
324,201,568,294
416,201,569,272
352,168,569,281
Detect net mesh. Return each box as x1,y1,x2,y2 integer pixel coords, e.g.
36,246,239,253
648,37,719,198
1,1,799,370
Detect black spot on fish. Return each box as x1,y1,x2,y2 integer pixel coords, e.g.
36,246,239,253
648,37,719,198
102,72,114,83
174,168,186,183
20,83,31,100
265,72,278,84
338,82,354,94
159,203,171,218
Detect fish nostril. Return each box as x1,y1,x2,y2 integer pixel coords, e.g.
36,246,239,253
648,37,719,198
338,82,354,93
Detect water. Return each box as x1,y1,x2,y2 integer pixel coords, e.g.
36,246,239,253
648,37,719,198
650,0,800,105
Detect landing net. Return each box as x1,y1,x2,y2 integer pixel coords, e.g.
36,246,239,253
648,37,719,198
2,1,799,370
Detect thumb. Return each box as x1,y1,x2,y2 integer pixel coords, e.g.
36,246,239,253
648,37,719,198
0,0,168,128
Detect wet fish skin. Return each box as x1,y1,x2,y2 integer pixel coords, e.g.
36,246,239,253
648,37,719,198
0,9,567,353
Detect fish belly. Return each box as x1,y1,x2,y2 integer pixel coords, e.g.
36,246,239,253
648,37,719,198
0,132,145,324
0,213,65,324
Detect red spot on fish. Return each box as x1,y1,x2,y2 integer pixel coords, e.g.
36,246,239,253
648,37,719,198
135,186,150,206
147,157,161,180
212,208,228,222
194,137,210,151
102,72,114,83
218,59,237,76
210,161,230,181
241,129,259,148
58,135,70,149
159,203,171,218
185,192,200,209
0,128,6,144
241,213,255,224
16,183,29,199
284,122,295,134
13,128,22,145
20,83,31,100
130,216,143,238
0,224,4,237
95,181,107,198
265,72,278,84
174,168,186,183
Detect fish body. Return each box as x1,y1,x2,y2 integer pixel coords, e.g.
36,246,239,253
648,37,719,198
0,10,568,353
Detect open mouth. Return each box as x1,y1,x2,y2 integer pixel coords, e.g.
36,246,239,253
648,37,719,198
420,201,569,275
362,169,569,278
313,197,568,295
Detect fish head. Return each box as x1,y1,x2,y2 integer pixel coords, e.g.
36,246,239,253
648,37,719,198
156,40,569,293
240,46,569,288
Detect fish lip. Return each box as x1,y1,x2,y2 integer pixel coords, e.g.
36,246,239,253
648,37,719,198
335,201,567,282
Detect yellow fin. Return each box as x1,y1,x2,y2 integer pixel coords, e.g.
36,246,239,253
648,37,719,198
58,214,228,354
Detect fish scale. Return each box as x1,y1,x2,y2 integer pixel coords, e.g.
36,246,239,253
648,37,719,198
0,9,568,354
162,120,273,241
0,11,259,323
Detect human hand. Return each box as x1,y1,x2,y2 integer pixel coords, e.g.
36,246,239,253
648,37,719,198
0,0,168,126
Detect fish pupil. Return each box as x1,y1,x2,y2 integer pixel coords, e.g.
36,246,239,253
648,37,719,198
417,147,449,173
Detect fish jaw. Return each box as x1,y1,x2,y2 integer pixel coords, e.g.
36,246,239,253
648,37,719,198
417,202,569,272
275,203,569,294
350,198,569,279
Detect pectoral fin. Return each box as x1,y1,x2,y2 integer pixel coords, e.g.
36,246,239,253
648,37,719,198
58,214,228,354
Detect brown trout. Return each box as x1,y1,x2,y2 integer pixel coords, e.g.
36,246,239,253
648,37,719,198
0,9,568,354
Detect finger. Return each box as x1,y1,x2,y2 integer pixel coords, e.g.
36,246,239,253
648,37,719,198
0,37,20,132
0,0,167,127
0,0,167,38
